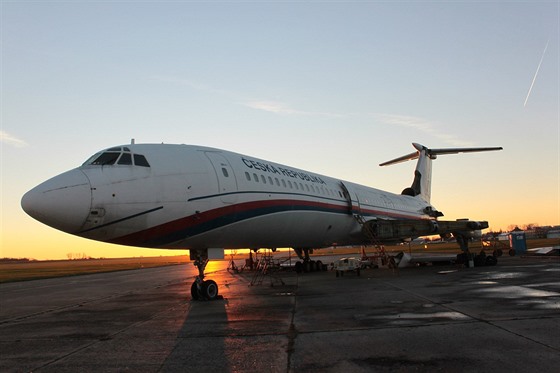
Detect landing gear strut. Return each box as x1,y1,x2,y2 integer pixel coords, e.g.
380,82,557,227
191,254,220,301
454,233,497,267
292,248,325,273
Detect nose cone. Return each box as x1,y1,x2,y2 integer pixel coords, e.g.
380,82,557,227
22,169,92,234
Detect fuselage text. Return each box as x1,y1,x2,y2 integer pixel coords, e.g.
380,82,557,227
241,158,326,184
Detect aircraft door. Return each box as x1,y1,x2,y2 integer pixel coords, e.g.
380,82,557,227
205,152,238,204
339,182,360,215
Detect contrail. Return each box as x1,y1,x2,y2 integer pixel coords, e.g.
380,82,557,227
524,38,549,107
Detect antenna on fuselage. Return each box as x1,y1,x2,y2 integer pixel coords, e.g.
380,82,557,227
131,138,135,145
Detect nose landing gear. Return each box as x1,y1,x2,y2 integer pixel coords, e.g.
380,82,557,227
190,255,220,301
191,278,219,300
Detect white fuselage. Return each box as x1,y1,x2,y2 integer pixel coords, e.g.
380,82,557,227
22,144,432,251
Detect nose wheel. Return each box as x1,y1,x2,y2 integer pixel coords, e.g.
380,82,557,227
191,255,220,301
191,279,219,300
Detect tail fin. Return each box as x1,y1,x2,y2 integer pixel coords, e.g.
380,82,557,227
380,143,502,204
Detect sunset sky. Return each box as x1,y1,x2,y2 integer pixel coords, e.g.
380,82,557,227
1,1,558,260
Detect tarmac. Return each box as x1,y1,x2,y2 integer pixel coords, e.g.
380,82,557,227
1,254,559,372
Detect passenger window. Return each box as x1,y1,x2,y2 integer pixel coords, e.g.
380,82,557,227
253,173,259,182
268,177,273,185
117,153,132,165
288,181,293,189
282,180,286,188
245,172,251,181
134,154,150,167
275,178,280,186
294,183,299,190
306,185,310,192
261,175,266,184
222,168,229,177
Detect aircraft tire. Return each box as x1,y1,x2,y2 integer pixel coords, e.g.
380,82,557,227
295,261,303,274
191,281,200,300
316,260,323,271
201,280,219,300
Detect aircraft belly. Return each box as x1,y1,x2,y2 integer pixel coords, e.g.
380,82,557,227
180,210,356,249
80,202,183,241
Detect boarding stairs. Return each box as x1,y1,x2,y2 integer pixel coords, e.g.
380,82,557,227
250,251,285,287
354,214,397,271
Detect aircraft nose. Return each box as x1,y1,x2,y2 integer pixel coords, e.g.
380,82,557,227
21,169,92,234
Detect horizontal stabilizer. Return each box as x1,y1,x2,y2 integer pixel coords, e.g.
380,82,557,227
426,145,504,157
379,142,503,203
379,151,420,166
380,143,503,166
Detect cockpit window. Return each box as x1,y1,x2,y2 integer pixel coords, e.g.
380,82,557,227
134,154,150,167
117,153,132,165
91,152,120,165
84,148,150,167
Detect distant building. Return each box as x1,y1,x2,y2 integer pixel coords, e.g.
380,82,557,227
497,233,509,241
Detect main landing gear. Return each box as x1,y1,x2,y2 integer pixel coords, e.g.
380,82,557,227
292,248,326,273
454,233,498,267
190,255,220,301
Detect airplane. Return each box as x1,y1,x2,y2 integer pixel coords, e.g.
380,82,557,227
21,142,502,300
